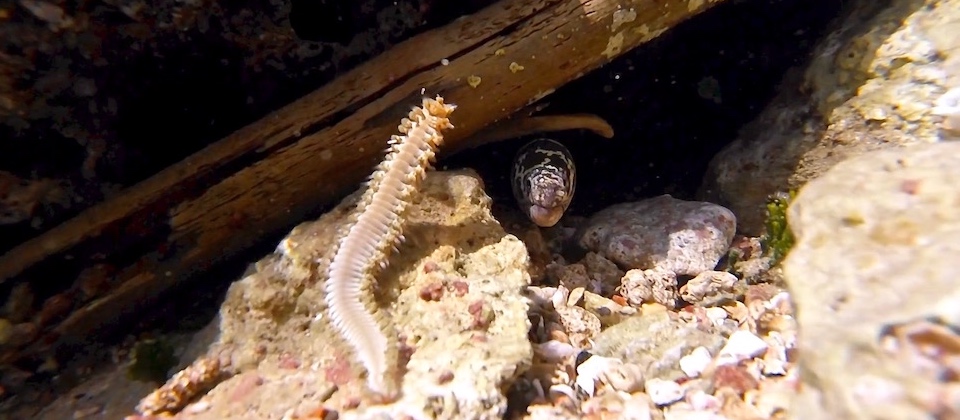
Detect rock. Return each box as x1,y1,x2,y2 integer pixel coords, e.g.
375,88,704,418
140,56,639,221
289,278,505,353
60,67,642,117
933,86,960,137
591,312,726,381
554,305,602,349
783,142,960,419
679,347,713,379
645,378,684,406
699,0,960,235
581,290,637,328
580,252,625,296
620,267,680,308
535,340,578,363
679,271,741,307
149,170,532,419
576,195,736,310
576,354,643,396
620,393,655,420
578,195,736,274
715,330,769,367
548,263,594,293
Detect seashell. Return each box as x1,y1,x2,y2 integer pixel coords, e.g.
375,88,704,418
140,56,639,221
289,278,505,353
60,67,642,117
716,330,769,367
575,354,626,396
679,346,713,378
551,284,571,308
567,287,586,307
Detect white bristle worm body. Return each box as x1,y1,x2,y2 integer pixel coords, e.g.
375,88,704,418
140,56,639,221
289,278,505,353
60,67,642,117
324,96,455,399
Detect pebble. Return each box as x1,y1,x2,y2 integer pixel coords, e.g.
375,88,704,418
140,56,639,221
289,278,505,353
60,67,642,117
620,267,679,308
567,287,586,307
525,286,559,307
536,340,579,362
933,86,960,136
600,362,645,393
554,305,601,348
645,378,684,406
576,355,623,396
703,307,728,327
680,271,740,306
551,285,570,309
686,389,722,411
582,291,636,328
580,252,624,296
621,393,654,420
716,330,769,366
679,346,713,378
761,337,788,376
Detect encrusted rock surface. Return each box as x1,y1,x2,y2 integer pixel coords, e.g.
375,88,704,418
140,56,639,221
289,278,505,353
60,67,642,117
70,169,533,419
577,195,736,274
784,141,960,419
575,195,737,309
29,170,801,419
590,311,727,381
700,0,960,235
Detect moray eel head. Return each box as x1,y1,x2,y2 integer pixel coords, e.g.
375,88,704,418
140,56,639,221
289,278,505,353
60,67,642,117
511,138,576,228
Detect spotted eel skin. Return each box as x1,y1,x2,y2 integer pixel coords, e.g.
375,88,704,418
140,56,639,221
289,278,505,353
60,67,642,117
511,138,576,227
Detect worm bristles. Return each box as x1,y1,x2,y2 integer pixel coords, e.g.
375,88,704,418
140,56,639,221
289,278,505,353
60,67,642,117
323,96,455,399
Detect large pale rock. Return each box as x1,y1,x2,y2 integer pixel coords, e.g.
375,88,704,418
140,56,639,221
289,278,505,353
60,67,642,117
577,195,736,274
160,170,533,419
700,0,960,235
784,142,960,419
576,195,736,308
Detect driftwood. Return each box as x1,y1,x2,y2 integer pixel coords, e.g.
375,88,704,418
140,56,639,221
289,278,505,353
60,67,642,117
0,0,725,361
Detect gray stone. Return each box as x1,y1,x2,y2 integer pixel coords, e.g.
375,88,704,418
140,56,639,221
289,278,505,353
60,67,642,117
577,195,736,274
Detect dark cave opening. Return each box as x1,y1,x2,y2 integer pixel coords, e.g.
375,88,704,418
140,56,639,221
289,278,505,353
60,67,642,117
440,0,843,220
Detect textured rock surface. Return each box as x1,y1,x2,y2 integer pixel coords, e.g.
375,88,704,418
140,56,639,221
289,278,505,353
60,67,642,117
577,195,736,274
784,142,960,419
590,312,726,381
122,170,532,419
576,195,736,308
700,0,960,235
28,177,802,419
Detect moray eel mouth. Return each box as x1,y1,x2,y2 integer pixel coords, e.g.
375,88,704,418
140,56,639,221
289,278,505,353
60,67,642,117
527,204,565,227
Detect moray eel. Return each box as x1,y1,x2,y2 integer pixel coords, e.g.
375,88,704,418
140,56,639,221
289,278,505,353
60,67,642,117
511,138,576,227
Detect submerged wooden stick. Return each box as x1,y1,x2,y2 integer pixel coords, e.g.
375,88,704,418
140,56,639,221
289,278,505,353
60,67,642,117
3,0,726,360
451,113,615,156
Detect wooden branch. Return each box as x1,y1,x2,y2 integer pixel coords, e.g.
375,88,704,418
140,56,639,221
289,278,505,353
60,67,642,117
2,0,725,358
